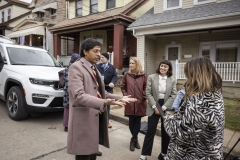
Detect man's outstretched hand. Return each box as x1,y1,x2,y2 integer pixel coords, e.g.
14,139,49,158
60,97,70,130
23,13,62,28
119,95,137,103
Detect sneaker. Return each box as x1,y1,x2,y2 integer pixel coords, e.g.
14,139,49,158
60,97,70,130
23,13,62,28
108,123,112,128
139,155,147,160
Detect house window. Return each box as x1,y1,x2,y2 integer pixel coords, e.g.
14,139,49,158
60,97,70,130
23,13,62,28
2,11,4,23
107,0,115,9
164,0,182,10
201,44,210,59
76,0,82,17
90,0,98,13
7,9,11,20
194,0,216,5
50,8,56,16
37,12,44,18
216,42,238,62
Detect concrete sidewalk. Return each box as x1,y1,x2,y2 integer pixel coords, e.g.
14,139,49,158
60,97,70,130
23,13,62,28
110,87,240,158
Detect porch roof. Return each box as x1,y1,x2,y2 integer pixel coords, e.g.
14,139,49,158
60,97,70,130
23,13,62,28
7,26,45,38
128,0,240,28
49,0,145,33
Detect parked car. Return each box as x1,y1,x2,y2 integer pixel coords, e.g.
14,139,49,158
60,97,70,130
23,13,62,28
0,42,64,120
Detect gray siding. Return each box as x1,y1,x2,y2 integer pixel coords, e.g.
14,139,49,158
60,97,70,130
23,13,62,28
145,37,156,75
137,35,145,70
46,28,53,56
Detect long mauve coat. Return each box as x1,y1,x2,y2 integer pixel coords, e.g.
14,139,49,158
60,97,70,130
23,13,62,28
67,57,122,155
120,72,147,116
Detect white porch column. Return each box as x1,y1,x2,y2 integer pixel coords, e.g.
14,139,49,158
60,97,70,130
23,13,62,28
136,35,145,71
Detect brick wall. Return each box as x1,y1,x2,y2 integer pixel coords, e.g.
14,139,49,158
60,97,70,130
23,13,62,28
34,0,66,23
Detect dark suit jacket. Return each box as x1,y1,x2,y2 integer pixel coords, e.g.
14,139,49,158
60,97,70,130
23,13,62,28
96,62,117,92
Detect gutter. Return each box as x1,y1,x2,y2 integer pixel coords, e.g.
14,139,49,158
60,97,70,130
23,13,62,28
127,12,240,30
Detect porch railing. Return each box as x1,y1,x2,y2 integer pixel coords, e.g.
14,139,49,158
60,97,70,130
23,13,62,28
176,60,240,83
57,52,114,67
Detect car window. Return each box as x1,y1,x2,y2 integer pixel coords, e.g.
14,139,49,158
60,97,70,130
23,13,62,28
6,47,61,67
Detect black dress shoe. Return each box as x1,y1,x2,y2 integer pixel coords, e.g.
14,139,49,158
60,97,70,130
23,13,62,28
158,153,166,160
64,127,68,132
96,151,102,156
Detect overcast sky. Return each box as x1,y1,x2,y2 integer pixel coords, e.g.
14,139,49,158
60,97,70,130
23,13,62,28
20,0,32,3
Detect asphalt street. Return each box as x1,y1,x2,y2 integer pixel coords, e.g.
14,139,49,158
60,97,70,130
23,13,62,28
0,99,161,160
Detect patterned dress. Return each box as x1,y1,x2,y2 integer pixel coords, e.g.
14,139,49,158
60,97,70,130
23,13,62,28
164,90,224,160
63,64,70,107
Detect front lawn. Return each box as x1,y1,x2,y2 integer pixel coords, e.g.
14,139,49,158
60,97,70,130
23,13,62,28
224,98,240,131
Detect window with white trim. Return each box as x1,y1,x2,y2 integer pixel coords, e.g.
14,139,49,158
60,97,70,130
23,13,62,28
90,0,98,13
164,0,182,10
7,9,11,20
194,0,216,5
76,0,82,17
2,11,4,23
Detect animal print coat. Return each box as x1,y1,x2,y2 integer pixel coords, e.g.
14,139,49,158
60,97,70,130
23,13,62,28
164,90,224,160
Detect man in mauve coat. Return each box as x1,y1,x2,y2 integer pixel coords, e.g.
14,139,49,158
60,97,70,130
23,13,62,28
67,38,136,160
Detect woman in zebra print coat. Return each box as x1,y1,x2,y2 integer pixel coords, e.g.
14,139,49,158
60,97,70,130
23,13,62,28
164,57,224,160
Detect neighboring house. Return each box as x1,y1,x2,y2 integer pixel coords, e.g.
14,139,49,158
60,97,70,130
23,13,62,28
49,0,154,71
0,0,31,36
6,0,68,56
128,0,240,98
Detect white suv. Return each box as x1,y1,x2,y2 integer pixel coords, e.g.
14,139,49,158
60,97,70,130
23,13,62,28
0,41,64,120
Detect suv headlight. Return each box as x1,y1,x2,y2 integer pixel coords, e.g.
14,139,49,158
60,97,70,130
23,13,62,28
29,78,54,86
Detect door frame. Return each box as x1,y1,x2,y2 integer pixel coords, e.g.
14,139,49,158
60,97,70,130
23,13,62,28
165,44,181,61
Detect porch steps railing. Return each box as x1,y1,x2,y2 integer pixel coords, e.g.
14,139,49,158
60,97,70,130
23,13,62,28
176,60,240,83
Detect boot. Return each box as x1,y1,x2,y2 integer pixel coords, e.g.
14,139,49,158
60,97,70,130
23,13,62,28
135,137,141,149
130,138,136,151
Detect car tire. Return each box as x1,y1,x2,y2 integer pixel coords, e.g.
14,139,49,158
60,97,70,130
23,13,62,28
6,86,29,120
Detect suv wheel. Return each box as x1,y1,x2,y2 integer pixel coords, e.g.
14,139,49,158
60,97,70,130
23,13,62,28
7,86,29,120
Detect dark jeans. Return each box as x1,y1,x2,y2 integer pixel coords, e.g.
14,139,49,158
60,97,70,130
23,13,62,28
75,154,96,160
129,116,142,139
141,99,170,157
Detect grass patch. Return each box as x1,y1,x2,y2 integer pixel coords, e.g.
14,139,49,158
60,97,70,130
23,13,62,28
224,98,240,131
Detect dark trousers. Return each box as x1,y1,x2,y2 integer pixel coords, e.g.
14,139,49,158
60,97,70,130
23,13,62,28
141,99,170,157
75,154,96,160
129,116,142,139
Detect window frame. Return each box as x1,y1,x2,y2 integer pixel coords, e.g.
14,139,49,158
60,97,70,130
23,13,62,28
194,0,216,5
2,11,4,23
7,8,11,21
76,0,82,17
37,12,45,18
90,0,98,14
163,0,182,11
107,0,115,9
199,40,240,62
50,8,56,16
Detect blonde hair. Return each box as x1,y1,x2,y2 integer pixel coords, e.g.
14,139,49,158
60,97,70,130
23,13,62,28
128,57,142,75
184,57,222,100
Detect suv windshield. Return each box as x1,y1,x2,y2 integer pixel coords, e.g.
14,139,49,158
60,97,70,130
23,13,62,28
7,47,61,67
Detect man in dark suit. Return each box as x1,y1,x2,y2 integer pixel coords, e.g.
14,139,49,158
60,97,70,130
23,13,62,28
96,53,117,128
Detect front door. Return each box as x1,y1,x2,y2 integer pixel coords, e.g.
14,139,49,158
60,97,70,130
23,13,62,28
166,45,180,78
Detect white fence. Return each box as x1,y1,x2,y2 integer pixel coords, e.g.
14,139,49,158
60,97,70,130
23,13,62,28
176,60,240,83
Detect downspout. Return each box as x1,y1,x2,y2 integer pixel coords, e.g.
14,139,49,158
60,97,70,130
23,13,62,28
132,28,137,38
